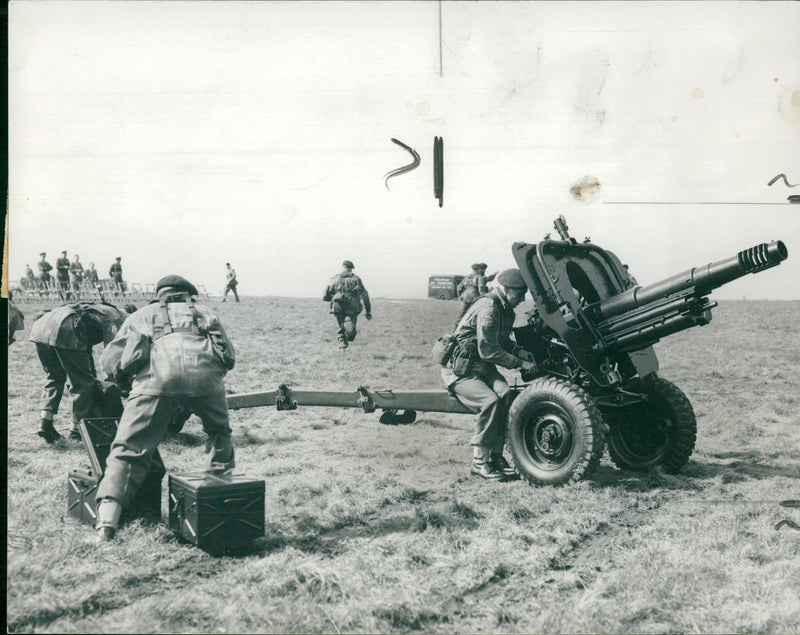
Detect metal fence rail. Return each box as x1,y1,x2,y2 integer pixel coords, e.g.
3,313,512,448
9,280,209,303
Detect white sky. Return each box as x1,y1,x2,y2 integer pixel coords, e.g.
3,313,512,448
8,1,800,299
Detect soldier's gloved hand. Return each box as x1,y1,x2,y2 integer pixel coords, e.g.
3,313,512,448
520,360,537,372
366,312,372,320
518,349,536,363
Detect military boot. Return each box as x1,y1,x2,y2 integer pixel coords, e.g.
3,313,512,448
470,447,506,481
95,498,123,542
37,419,62,444
491,452,519,480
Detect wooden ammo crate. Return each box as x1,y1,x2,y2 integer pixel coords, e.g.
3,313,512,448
168,472,265,553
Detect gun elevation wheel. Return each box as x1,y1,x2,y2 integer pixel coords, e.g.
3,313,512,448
603,377,696,473
506,378,605,486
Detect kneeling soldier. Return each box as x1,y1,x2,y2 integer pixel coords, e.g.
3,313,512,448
95,275,236,541
441,268,537,480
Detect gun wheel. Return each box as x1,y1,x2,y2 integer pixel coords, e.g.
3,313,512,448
604,377,696,473
506,378,605,486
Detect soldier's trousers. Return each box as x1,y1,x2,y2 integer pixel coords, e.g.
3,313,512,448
445,367,511,453
96,391,235,507
333,310,358,343
223,282,240,302
35,343,97,424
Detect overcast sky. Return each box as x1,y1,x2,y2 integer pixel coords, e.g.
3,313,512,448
9,1,800,299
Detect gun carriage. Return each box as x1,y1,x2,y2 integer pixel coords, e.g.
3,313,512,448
228,217,787,486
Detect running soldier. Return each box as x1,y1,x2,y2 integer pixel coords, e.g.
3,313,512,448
29,301,132,443
440,268,537,481
456,263,497,325
95,275,236,541
323,260,372,349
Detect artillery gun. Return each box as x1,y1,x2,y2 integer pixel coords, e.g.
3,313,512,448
228,217,787,486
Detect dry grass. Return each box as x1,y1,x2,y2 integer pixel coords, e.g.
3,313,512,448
6,297,800,633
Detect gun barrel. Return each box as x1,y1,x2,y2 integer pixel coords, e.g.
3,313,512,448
596,241,787,320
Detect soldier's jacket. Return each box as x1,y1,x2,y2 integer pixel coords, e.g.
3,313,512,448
101,299,235,397
29,303,125,351
323,272,371,315
457,272,496,304
38,260,53,276
8,301,24,344
70,261,84,281
451,290,525,375
109,263,123,280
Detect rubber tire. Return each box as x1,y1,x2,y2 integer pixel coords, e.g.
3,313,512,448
604,377,696,473
506,378,605,486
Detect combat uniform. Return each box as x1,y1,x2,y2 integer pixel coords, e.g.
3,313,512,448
56,255,72,299
95,276,236,540
24,267,37,289
70,259,84,296
29,302,127,442
323,262,372,349
441,269,534,480
8,300,24,345
109,260,125,293
456,264,497,323
38,258,53,285
85,266,99,286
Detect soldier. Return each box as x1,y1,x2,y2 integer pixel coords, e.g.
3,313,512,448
23,265,37,290
56,250,72,300
323,260,372,349
222,262,240,302
8,291,24,345
70,254,84,297
456,263,498,325
109,257,125,293
28,301,132,443
85,261,99,286
37,252,53,287
440,268,537,481
95,275,236,541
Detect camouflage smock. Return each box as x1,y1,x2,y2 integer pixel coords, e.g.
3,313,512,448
29,303,125,351
101,300,235,397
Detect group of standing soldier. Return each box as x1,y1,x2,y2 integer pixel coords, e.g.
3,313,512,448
23,251,124,299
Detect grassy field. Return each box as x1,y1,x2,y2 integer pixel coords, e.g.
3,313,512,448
6,296,800,634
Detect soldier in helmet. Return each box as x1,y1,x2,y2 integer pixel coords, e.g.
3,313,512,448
95,274,236,541
439,268,538,481
28,300,132,443
323,260,372,349
456,263,498,325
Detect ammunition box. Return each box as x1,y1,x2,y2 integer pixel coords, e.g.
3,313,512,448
67,466,163,525
78,417,166,477
168,472,265,554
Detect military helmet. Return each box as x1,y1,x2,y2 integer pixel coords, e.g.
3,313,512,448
342,260,355,269
155,274,198,296
472,262,488,271
496,268,527,290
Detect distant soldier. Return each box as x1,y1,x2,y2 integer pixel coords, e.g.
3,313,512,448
456,263,498,324
70,254,84,297
85,262,100,286
323,260,372,349
440,269,537,481
23,265,36,290
95,275,236,541
222,262,240,302
56,251,72,300
109,257,126,293
38,252,53,287
28,301,132,443
8,291,24,345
